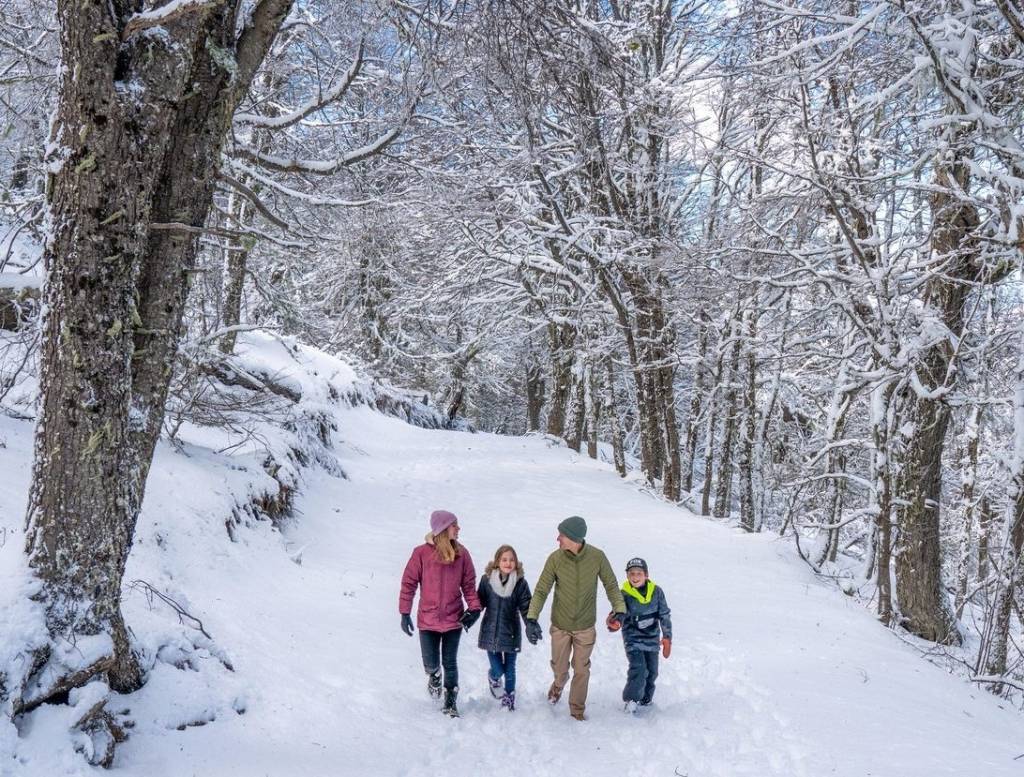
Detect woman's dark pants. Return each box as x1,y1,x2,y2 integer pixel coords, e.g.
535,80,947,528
420,629,462,690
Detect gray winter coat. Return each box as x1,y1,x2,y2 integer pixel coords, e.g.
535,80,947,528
620,580,672,653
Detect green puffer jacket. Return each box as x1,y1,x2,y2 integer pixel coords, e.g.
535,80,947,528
527,543,626,631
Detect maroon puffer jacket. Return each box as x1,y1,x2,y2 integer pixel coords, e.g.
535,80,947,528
400,539,481,632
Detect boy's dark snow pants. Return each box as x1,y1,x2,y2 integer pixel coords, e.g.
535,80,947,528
623,649,659,704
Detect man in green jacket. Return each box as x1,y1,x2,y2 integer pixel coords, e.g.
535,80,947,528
525,515,626,720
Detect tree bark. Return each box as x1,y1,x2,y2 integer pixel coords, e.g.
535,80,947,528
0,283,40,331
18,0,294,707
981,353,1024,690
955,405,983,619
525,354,545,433
978,496,993,584
219,194,251,355
603,360,626,477
681,311,710,493
714,317,742,519
586,362,599,459
565,358,587,453
871,381,895,625
700,346,725,516
739,309,757,530
545,322,575,438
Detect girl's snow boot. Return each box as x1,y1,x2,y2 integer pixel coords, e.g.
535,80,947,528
500,691,516,711
488,674,502,699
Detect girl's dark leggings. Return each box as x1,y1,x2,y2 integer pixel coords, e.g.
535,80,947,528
420,628,461,690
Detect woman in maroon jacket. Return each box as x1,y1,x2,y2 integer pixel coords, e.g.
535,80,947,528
399,509,481,717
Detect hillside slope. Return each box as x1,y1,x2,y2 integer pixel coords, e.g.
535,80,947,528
2,341,1022,776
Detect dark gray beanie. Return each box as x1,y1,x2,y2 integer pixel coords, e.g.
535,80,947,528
558,515,587,543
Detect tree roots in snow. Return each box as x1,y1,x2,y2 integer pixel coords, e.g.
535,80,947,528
72,697,131,768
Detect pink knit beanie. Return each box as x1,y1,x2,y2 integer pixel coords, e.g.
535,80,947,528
430,510,458,535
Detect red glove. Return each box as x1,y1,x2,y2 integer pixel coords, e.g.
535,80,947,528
661,638,671,659
606,612,621,632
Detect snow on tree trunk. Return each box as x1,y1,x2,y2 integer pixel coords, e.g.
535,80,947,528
980,349,1024,690
682,311,710,493
10,0,294,726
715,317,742,519
525,354,545,433
954,404,983,619
739,308,758,531
603,359,626,477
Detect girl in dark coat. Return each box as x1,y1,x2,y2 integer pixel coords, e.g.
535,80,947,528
476,544,532,711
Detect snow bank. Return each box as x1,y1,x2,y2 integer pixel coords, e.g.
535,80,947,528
0,330,448,774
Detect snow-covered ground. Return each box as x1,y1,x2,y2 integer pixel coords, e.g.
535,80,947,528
3,340,1024,776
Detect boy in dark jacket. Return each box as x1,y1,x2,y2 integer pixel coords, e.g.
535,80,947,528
476,545,532,710
607,557,672,713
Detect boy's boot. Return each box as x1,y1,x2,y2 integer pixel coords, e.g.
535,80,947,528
501,691,516,711
426,669,442,700
442,687,460,717
624,700,639,714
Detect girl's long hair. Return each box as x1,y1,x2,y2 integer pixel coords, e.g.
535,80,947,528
433,530,461,564
484,544,524,576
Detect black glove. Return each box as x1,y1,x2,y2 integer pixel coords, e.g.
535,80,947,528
460,609,481,631
401,613,414,636
525,618,543,644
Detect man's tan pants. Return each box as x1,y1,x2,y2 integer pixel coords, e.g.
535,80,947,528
550,625,597,716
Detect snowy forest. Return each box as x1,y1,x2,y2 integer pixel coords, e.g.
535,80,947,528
2,0,1024,773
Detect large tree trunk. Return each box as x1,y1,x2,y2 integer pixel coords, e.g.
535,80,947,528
892,119,996,646
892,292,972,645
16,0,293,716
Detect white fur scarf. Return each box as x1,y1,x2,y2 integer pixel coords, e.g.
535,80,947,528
489,569,518,598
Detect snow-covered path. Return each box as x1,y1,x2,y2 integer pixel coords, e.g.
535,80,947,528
108,407,1024,777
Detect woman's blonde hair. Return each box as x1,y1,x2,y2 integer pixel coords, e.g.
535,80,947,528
484,544,524,576
432,530,461,564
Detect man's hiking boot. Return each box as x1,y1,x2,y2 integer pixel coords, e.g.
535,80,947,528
427,669,442,700
547,683,562,704
570,710,586,721
442,687,460,718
